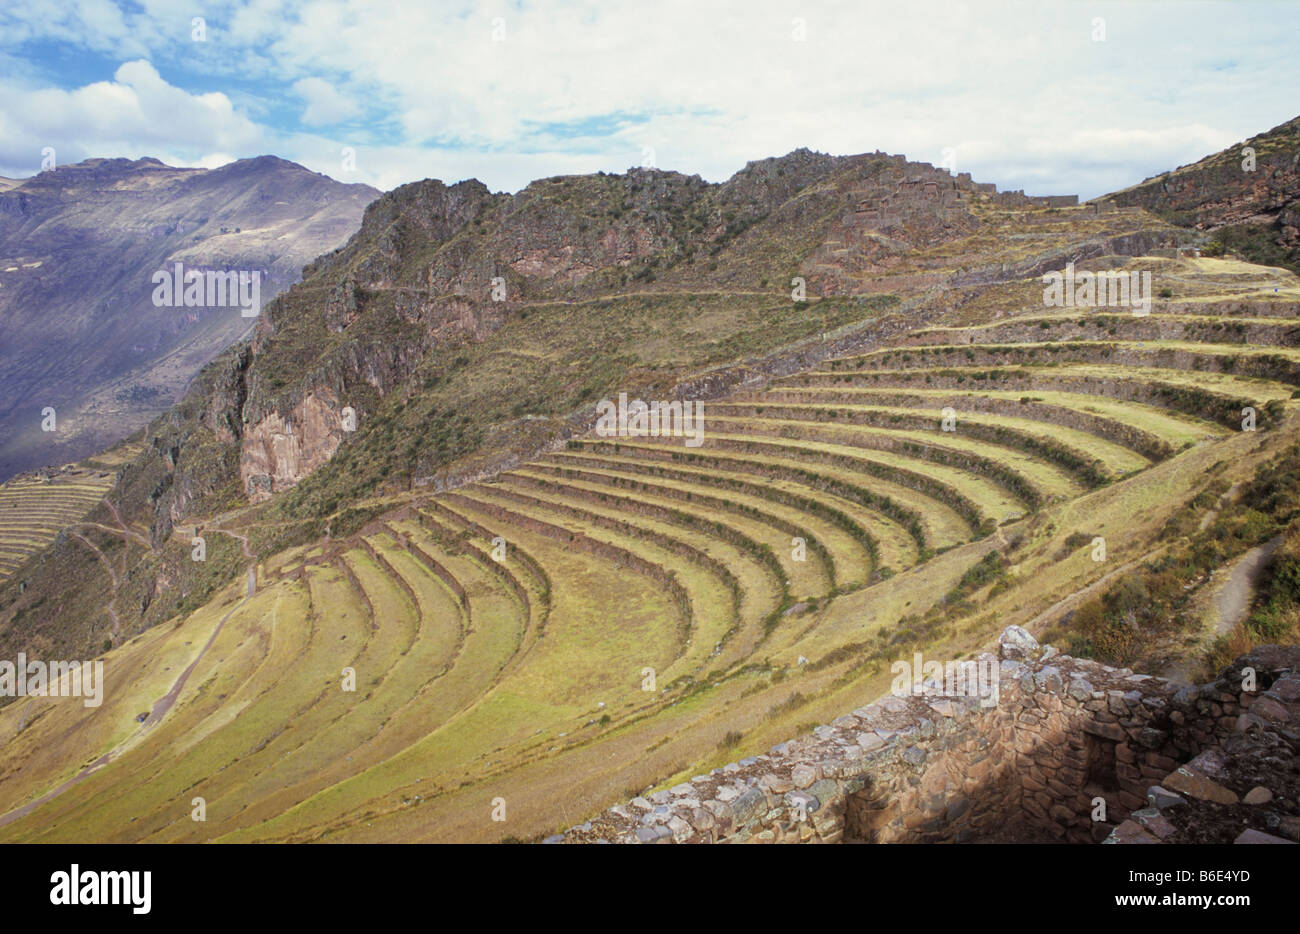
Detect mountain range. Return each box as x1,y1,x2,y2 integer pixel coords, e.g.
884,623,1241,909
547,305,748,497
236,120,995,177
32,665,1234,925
0,156,378,480
0,121,1297,844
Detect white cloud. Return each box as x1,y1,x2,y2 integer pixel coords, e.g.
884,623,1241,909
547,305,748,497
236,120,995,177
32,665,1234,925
292,76,360,126
0,59,263,176
0,1,1296,197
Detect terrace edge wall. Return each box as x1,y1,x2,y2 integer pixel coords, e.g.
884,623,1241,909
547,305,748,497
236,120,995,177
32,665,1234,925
549,627,1298,844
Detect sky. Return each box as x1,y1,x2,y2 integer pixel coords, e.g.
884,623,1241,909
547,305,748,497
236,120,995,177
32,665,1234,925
0,0,1297,200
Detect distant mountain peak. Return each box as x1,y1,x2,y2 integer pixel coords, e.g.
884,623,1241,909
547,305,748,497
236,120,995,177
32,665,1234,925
0,153,381,479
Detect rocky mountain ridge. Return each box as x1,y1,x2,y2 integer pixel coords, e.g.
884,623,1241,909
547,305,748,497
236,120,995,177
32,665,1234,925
1107,114,1300,272
0,140,1198,667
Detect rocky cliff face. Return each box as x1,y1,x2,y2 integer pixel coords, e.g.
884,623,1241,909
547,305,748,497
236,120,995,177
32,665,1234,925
1106,115,1300,271
120,146,1123,530
240,391,350,502
180,165,775,508
0,156,378,480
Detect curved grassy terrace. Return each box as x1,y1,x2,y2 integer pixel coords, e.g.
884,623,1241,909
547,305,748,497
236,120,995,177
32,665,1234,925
896,314,1300,348
711,398,1145,479
785,365,1282,434
0,475,113,579
2,269,1298,845
539,449,907,576
571,438,972,551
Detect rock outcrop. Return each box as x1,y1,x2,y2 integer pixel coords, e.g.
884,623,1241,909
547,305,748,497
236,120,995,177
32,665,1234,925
549,628,1299,844
1107,114,1300,272
240,391,350,501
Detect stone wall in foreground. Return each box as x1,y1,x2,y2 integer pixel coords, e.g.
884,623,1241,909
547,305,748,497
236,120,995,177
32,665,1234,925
1105,644,1299,845
548,628,1299,844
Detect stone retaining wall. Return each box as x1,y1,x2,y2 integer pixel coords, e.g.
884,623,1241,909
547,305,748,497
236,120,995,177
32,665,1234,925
550,627,1297,844
1105,644,1299,845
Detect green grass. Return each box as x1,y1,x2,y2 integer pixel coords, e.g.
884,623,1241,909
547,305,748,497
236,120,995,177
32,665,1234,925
717,398,1149,476
8,253,1300,844
545,449,913,573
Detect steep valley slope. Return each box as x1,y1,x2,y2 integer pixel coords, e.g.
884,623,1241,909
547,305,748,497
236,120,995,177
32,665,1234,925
0,156,378,479
1,129,1299,843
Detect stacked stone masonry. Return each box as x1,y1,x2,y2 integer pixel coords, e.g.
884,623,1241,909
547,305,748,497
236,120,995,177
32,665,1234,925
550,627,1299,844
1105,643,1299,845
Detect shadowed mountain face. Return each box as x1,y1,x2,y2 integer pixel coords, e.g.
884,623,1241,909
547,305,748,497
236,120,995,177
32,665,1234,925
0,156,378,480
0,142,1187,666
1106,115,1300,273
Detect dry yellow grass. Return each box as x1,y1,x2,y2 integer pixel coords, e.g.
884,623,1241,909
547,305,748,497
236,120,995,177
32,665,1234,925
3,256,1296,843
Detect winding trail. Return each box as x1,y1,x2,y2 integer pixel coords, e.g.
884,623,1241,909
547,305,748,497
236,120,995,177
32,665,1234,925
101,497,151,580
1023,553,1154,633
0,749,115,830
1199,482,1243,532
1,508,264,831
209,526,255,560
102,498,150,548
72,520,150,545
1162,533,1283,684
68,531,117,588
1209,534,1283,638
142,585,251,727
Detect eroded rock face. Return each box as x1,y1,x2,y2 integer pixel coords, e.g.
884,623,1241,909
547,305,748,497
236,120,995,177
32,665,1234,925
240,391,349,501
1107,114,1300,272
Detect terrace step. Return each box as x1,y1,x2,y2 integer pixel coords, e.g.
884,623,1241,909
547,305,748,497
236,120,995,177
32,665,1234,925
49,569,362,842
444,487,709,674
894,314,1300,350
589,429,1012,529
572,438,972,552
193,544,428,816
414,501,553,620
738,388,1169,464
713,399,1134,482
779,365,1276,433
408,507,542,634
703,412,1081,504
164,530,537,840
466,479,779,668
519,459,853,588
828,340,1300,387
1152,299,1300,318
505,465,830,599
542,449,915,574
